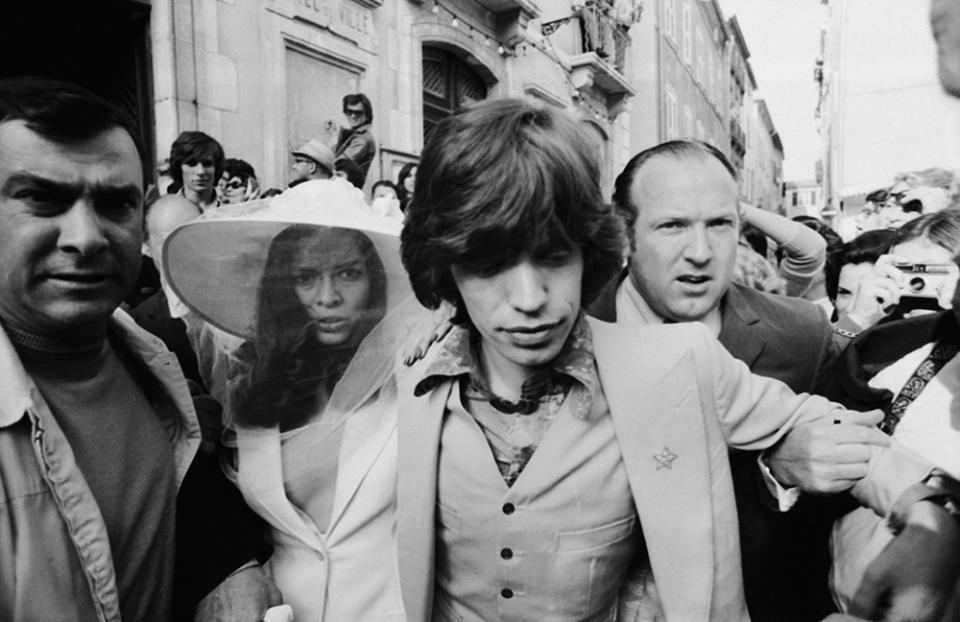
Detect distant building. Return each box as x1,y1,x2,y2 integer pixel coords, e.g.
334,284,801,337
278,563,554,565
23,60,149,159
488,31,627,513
4,0,788,208
816,0,960,219
742,97,785,213
627,0,729,152
783,179,823,219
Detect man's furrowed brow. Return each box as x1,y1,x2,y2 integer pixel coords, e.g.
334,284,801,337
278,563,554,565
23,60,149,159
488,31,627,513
1,172,141,203
0,172,79,197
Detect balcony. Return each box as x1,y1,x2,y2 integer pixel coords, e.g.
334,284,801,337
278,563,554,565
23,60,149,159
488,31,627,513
577,0,634,73
473,0,540,16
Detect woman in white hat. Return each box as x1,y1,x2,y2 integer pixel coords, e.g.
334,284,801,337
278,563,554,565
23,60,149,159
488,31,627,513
164,179,418,621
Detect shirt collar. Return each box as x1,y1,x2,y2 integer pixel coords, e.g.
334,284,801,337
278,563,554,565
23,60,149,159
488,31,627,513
616,275,724,336
413,313,601,409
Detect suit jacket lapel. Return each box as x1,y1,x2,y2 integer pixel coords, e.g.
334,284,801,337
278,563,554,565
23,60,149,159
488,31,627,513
589,317,716,621
718,285,765,369
327,400,396,535
396,365,451,622
235,425,323,547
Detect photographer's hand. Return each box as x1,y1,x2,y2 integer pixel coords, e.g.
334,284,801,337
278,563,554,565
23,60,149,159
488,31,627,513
844,255,906,330
936,264,959,310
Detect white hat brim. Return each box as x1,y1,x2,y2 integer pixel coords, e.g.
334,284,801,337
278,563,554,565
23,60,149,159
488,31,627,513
163,181,409,340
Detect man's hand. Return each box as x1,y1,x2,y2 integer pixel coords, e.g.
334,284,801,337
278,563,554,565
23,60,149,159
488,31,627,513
767,409,890,493
850,501,960,622
401,301,455,366
194,565,283,622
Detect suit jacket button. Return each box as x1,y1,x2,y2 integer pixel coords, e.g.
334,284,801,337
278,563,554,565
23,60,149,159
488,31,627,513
501,588,514,599
500,548,513,560
502,503,515,515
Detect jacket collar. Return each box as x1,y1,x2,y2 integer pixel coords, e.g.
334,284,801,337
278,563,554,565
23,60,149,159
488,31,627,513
716,283,766,368
0,323,37,428
411,315,601,417
720,282,762,327
0,309,200,481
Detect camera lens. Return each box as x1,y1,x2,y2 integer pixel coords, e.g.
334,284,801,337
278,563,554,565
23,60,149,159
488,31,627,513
908,276,927,293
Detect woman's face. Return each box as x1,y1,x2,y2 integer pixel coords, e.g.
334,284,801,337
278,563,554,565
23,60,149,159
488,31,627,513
835,262,873,316
220,175,248,204
403,167,417,193
292,231,373,347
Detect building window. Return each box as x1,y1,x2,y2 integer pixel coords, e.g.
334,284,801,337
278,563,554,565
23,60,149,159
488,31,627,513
665,85,678,139
663,0,676,41
792,192,799,207
683,105,693,137
810,190,817,205
681,2,692,64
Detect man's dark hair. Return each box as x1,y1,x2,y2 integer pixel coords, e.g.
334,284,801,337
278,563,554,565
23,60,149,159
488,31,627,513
825,228,897,302
371,180,397,195
401,98,625,324
335,158,365,189
0,76,144,181
740,222,768,257
342,93,373,124
168,130,225,191
612,140,739,251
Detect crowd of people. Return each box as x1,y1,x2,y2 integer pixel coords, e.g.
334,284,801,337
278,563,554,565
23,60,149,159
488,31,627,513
156,92,407,218
4,2,960,622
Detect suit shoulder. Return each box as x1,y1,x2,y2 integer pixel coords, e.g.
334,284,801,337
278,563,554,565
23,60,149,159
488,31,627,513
733,284,829,333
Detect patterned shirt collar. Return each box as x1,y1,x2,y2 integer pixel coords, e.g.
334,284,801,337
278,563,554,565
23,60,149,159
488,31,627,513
413,314,603,419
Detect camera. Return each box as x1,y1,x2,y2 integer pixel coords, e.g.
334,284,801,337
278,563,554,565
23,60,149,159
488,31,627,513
894,262,954,311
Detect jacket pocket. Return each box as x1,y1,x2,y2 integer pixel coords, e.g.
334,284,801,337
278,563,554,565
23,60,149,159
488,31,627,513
553,514,636,553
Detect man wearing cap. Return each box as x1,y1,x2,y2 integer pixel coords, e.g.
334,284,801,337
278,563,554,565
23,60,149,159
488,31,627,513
290,139,335,187
0,76,277,621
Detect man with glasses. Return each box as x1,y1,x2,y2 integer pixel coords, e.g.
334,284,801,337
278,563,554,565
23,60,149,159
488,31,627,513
289,138,335,187
334,93,377,183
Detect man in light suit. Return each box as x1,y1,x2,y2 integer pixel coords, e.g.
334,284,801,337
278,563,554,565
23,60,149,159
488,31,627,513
395,97,943,622
587,140,847,621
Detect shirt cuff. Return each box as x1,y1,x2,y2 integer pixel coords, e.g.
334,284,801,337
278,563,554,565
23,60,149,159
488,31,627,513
758,452,802,512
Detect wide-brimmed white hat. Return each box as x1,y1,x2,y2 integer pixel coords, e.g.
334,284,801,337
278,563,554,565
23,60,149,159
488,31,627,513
163,178,409,340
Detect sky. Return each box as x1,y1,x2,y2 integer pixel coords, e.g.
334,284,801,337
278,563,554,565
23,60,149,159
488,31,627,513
718,0,828,181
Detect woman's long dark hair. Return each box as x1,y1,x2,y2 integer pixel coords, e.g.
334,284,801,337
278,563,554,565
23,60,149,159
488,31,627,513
232,225,387,428
396,162,417,212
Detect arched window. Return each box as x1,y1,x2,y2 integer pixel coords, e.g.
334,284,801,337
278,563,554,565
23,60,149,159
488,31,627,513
422,45,488,141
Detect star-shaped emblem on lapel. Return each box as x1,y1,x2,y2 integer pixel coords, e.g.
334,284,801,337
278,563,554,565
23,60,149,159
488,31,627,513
653,447,678,470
